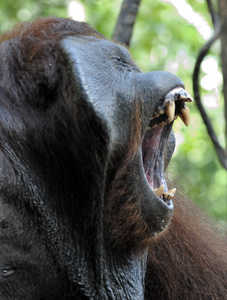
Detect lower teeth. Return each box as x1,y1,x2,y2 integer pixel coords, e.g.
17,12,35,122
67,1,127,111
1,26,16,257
154,185,176,200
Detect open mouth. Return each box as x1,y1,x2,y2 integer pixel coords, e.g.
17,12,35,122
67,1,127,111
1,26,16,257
142,87,193,207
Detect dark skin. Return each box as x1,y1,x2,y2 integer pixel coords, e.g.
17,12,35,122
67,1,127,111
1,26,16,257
0,17,226,299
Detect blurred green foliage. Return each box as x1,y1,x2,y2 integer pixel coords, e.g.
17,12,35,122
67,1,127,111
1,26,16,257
0,0,226,223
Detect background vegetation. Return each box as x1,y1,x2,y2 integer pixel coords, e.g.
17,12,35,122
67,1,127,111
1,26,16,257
0,0,226,224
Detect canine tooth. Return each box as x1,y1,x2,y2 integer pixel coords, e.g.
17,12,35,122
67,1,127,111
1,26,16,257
154,185,165,197
163,188,176,200
179,106,190,126
169,188,176,196
166,101,175,122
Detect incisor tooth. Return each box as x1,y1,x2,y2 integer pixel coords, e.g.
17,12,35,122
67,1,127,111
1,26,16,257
166,101,175,122
179,106,190,126
154,185,165,197
158,109,165,115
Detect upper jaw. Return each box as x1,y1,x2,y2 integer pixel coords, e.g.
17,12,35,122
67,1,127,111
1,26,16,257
149,86,193,129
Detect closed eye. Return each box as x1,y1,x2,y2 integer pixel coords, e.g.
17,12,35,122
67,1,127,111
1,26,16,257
0,266,15,278
112,54,140,72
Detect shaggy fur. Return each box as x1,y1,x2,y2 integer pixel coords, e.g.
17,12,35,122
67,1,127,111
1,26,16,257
0,17,226,299
146,190,227,299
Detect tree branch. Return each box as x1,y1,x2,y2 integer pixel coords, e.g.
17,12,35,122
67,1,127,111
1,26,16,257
193,0,227,169
218,0,227,150
112,0,141,46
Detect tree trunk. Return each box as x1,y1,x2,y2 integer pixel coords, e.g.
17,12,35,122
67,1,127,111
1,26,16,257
112,0,141,46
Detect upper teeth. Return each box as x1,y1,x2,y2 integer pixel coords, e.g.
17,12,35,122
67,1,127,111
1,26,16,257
166,101,175,123
179,106,190,126
150,87,193,127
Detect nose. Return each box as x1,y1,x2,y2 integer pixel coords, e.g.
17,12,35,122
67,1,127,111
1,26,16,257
136,71,184,103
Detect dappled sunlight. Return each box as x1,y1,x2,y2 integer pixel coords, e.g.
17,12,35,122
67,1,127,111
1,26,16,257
150,45,168,64
68,1,86,21
17,9,32,22
201,75,222,91
203,91,221,108
176,50,191,68
165,60,179,74
162,0,212,39
200,56,223,92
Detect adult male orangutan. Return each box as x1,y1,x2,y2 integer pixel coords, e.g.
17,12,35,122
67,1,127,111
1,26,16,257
0,17,226,299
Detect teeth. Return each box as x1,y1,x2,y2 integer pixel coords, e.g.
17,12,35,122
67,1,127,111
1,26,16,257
166,101,175,123
159,121,167,127
163,188,176,200
154,185,176,200
149,88,192,129
154,185,165,197
158,108,165,115
179,106,190,126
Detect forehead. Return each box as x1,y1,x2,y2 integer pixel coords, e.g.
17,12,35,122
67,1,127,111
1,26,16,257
61,35,136,63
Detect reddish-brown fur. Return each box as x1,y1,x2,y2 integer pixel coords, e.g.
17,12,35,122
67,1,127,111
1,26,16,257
1,17,227,299
0,17,104,43
145,189,227,299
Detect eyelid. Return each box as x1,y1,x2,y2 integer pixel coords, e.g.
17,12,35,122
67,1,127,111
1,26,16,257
0,266,15,277
112,55,129,65
112,55,122,61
